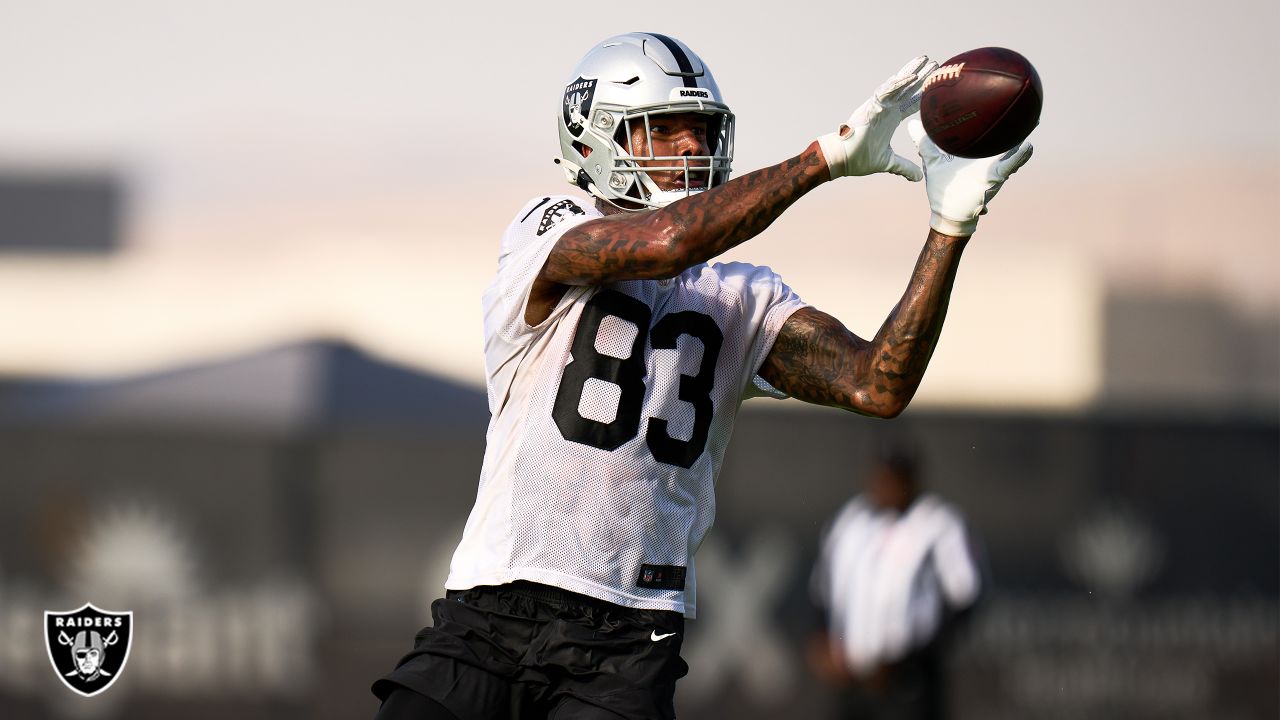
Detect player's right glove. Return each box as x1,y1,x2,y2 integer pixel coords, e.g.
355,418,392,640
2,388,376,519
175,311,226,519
817,56,938,181
907,118,1033,237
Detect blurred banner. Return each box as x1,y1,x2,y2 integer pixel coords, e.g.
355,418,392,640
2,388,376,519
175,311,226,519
0,343,1275,720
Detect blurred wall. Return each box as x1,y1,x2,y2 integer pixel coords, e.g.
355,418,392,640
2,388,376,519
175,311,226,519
0,362,1275,719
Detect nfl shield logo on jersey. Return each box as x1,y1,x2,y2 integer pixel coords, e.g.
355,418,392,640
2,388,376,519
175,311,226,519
562,76,597,138
44,603,133,697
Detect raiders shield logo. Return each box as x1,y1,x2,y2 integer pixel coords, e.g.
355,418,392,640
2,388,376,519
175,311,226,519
45,603,133,697
562,76,597,138
537,199,586,236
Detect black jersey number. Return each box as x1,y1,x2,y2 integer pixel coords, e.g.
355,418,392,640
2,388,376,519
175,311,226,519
551,290,650,452
551,290,723,469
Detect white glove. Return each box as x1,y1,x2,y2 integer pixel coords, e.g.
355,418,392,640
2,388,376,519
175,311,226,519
907,118,1033,236
817,56,938,181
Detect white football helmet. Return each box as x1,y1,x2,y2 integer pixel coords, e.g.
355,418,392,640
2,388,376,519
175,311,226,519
557,33,734,210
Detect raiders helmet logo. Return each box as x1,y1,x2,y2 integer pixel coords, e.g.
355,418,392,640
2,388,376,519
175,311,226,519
44,603,133,697
537,199,586,236
562,76,597,138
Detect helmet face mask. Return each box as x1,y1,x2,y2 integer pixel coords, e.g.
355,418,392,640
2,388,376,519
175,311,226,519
558,33,735,211
612,105,735,207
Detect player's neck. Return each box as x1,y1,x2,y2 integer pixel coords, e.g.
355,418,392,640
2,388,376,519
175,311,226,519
594,197,630,216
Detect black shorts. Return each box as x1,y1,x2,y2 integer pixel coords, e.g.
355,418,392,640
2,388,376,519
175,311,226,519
372,581,688,720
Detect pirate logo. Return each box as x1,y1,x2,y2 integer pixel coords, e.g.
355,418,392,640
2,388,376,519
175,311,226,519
562,76,597,138
45,603,133,697
536,199,586,236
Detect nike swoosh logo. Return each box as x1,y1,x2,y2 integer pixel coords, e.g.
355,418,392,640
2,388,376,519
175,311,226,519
650,631,677,641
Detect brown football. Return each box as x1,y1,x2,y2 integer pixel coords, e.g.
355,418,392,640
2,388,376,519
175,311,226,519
921,47,1042,158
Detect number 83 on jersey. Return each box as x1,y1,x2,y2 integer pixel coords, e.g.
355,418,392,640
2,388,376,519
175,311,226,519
552,289,724,469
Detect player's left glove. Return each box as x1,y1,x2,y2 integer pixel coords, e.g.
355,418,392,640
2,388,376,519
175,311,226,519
907,118,1034,237
817,56,938,181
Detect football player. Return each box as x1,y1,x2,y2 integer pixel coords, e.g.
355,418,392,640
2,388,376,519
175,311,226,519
372,32,1031,720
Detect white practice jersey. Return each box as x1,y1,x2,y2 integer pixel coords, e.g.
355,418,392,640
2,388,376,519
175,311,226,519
446,195,808,617
812,493,981,674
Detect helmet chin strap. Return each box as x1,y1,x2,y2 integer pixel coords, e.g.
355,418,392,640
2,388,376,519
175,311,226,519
590,169,706,212
626,165,707,209
594,185,704,213
647,187,705,208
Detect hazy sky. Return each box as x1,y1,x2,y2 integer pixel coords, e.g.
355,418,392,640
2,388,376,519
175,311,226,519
0,0,1275,402
2,0,1275,197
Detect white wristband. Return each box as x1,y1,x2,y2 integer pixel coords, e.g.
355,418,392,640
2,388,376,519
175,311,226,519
929,211,977,237
816,131,847,179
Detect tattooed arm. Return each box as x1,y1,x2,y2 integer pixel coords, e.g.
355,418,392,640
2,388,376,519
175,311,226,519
758,230,968,418
525,142,830,325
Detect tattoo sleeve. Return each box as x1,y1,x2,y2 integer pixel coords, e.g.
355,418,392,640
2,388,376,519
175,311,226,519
541,143,831,284
758,230,969,418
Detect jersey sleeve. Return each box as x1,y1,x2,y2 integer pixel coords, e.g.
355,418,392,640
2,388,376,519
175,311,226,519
488,195,601,344
708,262,809,401
932,508,981,609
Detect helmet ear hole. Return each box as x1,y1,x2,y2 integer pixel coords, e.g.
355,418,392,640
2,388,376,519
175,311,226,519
572,141,591,159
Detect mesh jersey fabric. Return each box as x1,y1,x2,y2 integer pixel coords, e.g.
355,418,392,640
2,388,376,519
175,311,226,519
445,194,808,617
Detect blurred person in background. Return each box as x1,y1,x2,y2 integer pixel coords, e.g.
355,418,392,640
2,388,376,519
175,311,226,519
372,32,1028,720
809,450,982,720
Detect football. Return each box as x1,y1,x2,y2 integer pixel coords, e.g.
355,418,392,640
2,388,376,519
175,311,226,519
920,47,1042,158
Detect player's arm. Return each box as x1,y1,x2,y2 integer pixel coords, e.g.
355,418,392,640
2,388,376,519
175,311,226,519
760,119,1033,418
759,230,964,418
544,57,936,285
526,57,938,323
544,144,831,285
